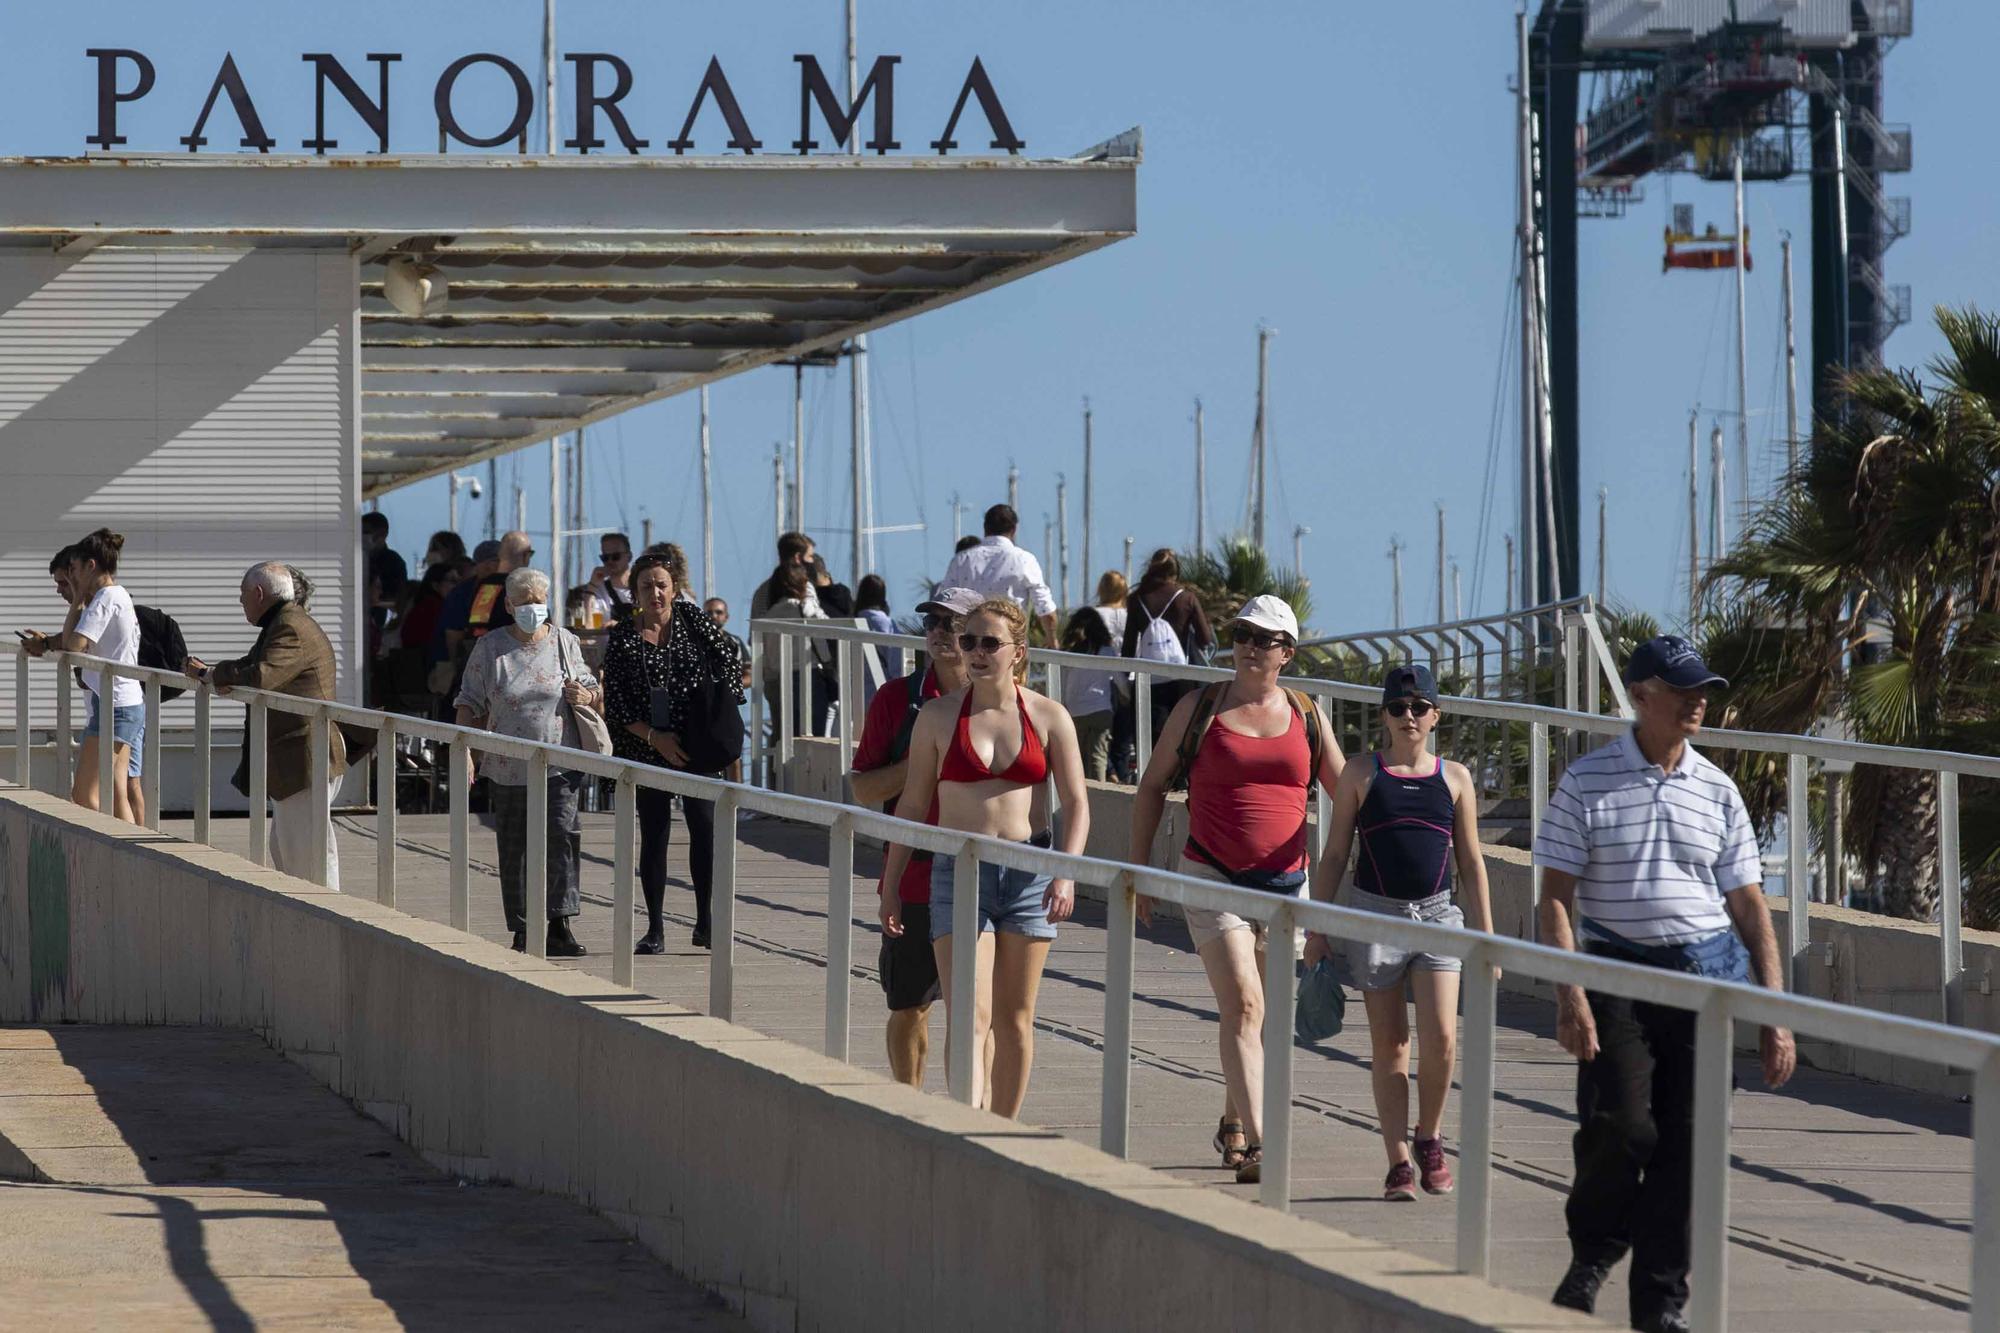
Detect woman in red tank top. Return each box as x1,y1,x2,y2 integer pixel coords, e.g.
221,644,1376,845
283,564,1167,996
882,599,1090,1118
1129,596,1345,1183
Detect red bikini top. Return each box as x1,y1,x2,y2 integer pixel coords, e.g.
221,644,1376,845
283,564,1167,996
939,689,1048,786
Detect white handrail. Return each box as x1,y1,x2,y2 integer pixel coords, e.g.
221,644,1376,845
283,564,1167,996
5,640,1998,1332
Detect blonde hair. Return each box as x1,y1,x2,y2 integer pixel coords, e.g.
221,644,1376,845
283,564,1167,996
1096,570,1128,606
966,598,1031,682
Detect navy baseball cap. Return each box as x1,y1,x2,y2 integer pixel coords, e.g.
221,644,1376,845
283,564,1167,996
1624,635,1728,690
1381,663,1438,706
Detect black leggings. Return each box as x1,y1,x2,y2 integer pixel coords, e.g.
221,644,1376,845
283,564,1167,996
635,785,716,933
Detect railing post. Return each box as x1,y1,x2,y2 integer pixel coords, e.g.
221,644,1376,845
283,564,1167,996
1786,753,1810,994
308,705,331,887
526,749,549,958
448,736,469,930
1688,995,1735,1333
1939,768,1963,1026
746,632,765,787
192,686,211,844
1824,769,1846,907
825,812,854,1061
247,697,268,867
55,663,72,791
1971,1050,2000,1333
777,632,796,785
795,623,815,742
947,840,980,1106
1259,900,1298,1211
1455,943,1497,1277
141,675,162,830
836,639,856,773
1528,719,1548,925
1133,671,1153,777
1100,869,1136,1158
97,670,117,819
708,788,741,1020
15,649,31,787
375,716,397,907
612,776,636,986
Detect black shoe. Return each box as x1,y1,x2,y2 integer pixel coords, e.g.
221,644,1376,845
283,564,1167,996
634,929,665,956
1550,1262,1607,1314
510,930,526,953
546,920,587,958
691,924,711,949
1633,1307,1690,1333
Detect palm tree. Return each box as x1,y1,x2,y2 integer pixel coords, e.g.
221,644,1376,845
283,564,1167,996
1700,305,2000,924
1181,536,1314,631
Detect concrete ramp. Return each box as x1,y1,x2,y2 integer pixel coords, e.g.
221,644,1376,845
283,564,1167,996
0,1024,744,1329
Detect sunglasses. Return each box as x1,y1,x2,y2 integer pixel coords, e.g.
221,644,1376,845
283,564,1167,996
923,613,956,633
602,550,628,563
957,633,1013,655
1230,625,1292,651
1384,699,1435,719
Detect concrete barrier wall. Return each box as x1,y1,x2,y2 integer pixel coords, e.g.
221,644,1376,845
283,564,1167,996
0,788,1595,1333
790,738,1995,1098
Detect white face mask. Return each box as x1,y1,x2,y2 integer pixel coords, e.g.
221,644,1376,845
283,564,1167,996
512,602,549,632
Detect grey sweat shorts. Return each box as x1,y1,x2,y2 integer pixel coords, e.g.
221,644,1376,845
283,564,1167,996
1345,884,1464,991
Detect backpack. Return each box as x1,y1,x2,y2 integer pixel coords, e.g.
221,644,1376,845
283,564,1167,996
1135,588,1188,665
133,604,189,702
1170,682,1325,798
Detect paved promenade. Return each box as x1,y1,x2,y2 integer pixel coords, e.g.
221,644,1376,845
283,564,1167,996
0,1024,743,1329
165,808,1975,1332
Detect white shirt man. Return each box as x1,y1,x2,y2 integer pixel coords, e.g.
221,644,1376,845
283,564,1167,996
938,505,1058,642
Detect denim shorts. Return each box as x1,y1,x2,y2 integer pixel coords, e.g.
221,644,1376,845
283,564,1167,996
929,843,1058,942
1345,884,1463,990
83,696,144,777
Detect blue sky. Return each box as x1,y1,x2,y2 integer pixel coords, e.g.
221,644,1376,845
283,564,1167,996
7,2,1996,636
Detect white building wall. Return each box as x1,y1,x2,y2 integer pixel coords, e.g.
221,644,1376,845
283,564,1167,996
0,248,359,734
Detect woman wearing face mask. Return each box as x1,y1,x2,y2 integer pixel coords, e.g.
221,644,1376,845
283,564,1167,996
1304,664,1494,1202
881,599,1090,1118
454,568,601,956
601,549,747,953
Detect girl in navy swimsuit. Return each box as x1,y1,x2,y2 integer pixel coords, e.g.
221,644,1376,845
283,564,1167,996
1306,664,1495,1202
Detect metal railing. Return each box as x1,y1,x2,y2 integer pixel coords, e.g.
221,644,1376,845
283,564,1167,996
7,637,2000,1332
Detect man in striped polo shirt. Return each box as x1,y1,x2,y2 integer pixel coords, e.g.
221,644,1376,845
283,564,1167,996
1534,635,1796,1333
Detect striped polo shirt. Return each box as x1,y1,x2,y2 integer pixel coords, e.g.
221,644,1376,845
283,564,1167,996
1532,729,1762,946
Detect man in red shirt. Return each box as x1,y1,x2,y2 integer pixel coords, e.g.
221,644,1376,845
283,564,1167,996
848,586,980,1087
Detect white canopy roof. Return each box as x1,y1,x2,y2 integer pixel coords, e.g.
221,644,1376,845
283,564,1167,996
0,136,1139,496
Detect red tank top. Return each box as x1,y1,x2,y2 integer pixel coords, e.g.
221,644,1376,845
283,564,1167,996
1185,710,1310,874
939,689,1048,786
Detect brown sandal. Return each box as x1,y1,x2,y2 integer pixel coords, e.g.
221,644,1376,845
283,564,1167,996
1236,1145,1263,1185
1213,1117,1248,1170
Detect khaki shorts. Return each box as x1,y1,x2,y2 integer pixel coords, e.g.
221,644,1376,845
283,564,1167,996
1179,857,1305,959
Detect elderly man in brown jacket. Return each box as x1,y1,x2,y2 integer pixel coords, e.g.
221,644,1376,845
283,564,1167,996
185,561,347,889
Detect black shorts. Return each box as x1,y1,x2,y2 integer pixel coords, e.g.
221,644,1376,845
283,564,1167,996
879,902,940,1012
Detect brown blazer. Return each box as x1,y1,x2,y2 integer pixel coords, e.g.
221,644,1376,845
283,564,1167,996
212,601,348,802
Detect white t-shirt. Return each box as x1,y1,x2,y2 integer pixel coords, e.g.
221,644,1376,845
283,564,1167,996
75,584,143,708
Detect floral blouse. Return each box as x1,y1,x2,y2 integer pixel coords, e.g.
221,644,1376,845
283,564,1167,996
601,604,747,767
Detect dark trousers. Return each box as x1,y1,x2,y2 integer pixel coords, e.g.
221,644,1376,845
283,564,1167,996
1148,679,1192,744
636,785,716,933
762,672,834,741
1567,988,1698,1321
491,773,582,933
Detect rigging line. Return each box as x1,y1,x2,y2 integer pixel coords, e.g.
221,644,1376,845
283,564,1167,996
1470,247,1522,612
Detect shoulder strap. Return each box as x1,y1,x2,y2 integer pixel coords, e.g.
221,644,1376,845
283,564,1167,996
1169,682,1228,788
1286,688,1324,799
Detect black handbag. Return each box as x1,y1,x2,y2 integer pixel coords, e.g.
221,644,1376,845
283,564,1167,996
648,617,744,776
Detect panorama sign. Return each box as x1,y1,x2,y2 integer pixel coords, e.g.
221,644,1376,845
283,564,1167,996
84,49,1026,156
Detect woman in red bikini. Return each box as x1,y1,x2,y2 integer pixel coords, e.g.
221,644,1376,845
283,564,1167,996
1131,596,1346,1183
882,599,1090,1117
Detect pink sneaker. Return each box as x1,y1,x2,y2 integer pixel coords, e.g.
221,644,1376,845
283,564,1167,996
1414,1135,1455,1195
1383,1160,1417,1201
